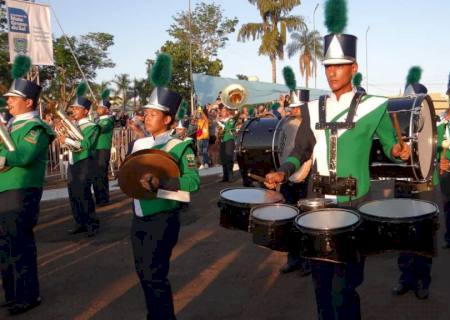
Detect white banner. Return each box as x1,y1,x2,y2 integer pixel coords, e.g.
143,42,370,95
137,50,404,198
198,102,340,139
6,0,54,65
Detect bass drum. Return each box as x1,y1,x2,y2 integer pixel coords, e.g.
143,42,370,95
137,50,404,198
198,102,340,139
369,94,437,181
236,117,301,183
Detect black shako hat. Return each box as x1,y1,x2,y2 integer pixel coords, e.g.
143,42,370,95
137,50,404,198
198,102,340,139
322,0,356,66
4,78,42,105
71,83,92,110
290,89,310,107
145,87,182,116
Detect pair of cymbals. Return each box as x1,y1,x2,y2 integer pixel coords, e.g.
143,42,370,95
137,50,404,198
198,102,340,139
118,149,180,199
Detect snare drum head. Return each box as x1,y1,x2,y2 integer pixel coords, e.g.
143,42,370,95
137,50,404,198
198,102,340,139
296,209,360,231
219,188,284,206
358,198,437,219
252,204,298,221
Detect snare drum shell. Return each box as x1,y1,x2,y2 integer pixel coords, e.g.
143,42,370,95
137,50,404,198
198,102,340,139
250,204,298,252
293,209,362,264
218,188,285,232
297,198,336,212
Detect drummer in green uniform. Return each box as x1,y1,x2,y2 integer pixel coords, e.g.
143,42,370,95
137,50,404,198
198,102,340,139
0,55,55,315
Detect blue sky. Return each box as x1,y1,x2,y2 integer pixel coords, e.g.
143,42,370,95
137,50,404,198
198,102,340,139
45,0,450,96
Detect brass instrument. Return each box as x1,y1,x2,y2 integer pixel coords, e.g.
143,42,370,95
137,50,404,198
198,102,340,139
220,84,248,110
54,106,84,151
0,115,15,172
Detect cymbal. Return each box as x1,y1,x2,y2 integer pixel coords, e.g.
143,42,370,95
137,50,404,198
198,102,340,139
118,149,180,199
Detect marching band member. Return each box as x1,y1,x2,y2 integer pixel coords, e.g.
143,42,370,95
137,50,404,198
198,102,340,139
217,105,236,182
279,67,311,276
265,0,409,318
93,89,114,206
392,67,436,300
129,53,200,320
0,56,55,315
441,74,450,249
58,83,100,237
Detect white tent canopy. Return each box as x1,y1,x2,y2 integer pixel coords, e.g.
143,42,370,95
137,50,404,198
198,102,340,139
193,73,329,106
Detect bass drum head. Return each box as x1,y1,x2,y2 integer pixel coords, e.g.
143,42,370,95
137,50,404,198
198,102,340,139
295,209,360,231
251,204,298,222
415,95,436,180
358,198,438,220
273,117,301,168
219,187,284,208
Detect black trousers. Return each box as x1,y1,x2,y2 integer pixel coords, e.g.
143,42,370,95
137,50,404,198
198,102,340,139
394,185,437,289
220,140,234,181
310,196,368,320
68,158,97,228
92,149,111,205
131,210,180,320
0,188,42,304
440,172,450,244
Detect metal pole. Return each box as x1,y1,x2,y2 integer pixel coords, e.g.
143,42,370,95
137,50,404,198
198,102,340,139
313,3,319,89
365,26,370,92
188,0,194,114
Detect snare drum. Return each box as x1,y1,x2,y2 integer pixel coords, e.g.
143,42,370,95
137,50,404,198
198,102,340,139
294,209,362,263
358,198,439,257
297,198,336,212
250,204,299,252
218,187,284,231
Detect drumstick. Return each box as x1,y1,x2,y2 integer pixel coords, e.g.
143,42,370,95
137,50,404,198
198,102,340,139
391,113,404,149
247,173,266,183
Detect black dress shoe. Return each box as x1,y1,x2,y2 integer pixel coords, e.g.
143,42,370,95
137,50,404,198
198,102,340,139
0,300,14,308
87,225,99,237
280,262,302,274
67,225,87,235
392,283,411,296
415,281,429,300
8,297,41,315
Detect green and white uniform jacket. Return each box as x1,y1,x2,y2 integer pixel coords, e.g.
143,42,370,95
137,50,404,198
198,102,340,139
96,115,114,150
66,117,99,165
281,91,398,203
131,131,200,217
0,111,55,192
218,117,236,142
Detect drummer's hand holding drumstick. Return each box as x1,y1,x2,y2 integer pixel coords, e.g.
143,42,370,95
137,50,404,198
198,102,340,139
140,173,160,192
390,113,411,161
264,171,285,190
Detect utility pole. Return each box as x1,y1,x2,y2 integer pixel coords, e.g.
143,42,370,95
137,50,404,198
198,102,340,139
313,3,319,89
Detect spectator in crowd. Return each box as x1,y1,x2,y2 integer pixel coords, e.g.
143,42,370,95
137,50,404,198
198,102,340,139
196,107,210,169
208,108,219,166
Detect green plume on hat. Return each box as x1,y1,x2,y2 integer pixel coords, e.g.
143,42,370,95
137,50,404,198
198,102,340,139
0,97,6,108
352,73,363,87
406,66,422,85
325,0,347,34
176,100,188,120
11,55,32,79
76,82,88,97
150,53,173,87
282,66,296,91
101,88,111,100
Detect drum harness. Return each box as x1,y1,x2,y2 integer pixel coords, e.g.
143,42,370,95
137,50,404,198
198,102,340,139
313,92,365,198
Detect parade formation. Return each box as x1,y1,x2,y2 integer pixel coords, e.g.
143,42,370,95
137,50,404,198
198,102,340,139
1,0,450,319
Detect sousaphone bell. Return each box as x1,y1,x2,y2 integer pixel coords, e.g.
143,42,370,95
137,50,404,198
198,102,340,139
118,149,180,199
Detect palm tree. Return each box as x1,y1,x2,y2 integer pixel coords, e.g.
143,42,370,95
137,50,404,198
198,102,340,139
286,27,323,88
238,0,305,83
113,74,130,111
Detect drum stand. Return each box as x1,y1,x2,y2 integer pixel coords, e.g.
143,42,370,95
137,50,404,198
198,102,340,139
394,179,434,195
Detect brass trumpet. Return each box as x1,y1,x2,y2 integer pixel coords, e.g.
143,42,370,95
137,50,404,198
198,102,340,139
54,106,84,151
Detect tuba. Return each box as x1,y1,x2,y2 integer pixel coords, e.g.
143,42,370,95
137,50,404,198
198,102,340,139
54,106,84,151
220,83,248,110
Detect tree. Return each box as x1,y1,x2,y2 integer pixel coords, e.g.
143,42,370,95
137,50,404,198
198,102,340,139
286,27,323,88
238,0,305,83
157,40,222,101
236,74,248,80
40,32,115,107
113,73,130,111
168,2,238,60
